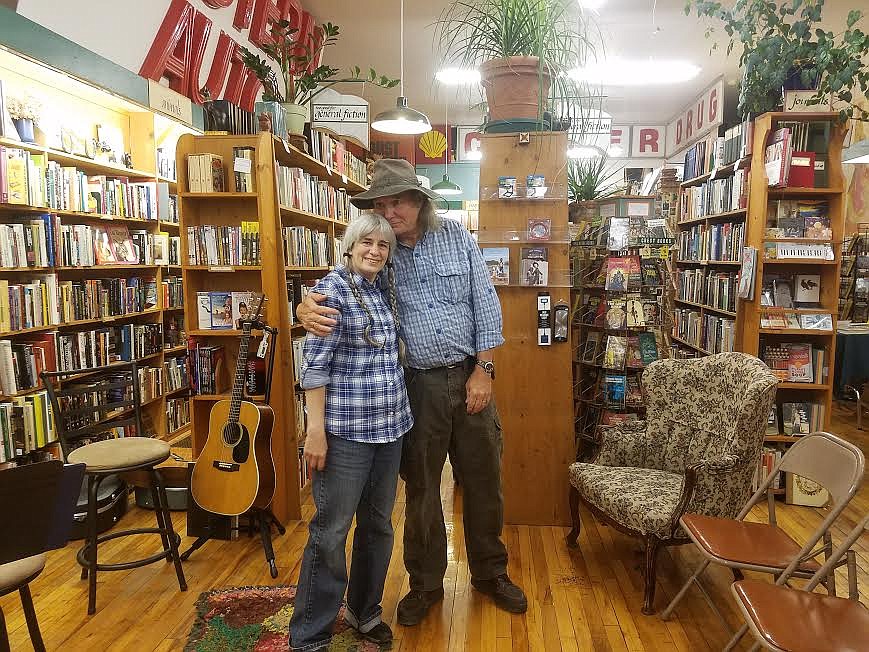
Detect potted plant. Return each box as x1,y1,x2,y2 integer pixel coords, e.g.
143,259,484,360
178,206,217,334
241,21,399,135
685,1,869,121
7,94,40,143
435,0,597,125
567,155,624,222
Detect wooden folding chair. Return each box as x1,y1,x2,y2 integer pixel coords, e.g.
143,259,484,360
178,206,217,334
726,511,869,651
660,432,864,624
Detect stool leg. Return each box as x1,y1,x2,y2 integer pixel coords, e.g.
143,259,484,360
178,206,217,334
153,469,187,592
0,604,10,652
19,584,46,652
85,474,99,615
147,470,171,560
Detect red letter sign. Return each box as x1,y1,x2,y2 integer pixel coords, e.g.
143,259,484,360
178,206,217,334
139,0,197,91
638,128,659,154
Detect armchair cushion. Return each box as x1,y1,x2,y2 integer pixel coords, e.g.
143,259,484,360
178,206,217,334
569,463,685,538
595,420,648,468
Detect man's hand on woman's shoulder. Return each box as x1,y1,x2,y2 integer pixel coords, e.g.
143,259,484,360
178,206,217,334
298,292,340,336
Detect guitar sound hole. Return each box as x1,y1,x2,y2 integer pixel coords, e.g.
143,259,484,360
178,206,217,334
222,422,251,464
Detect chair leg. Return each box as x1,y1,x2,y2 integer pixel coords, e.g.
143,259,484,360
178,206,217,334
847,550,858,601
148,470,171,560
85,474,99,615
19,584,46,652
723,623,749,651
823,530,837,597
642,537,662,615
153,469,187,592
660,558,711,620
566,485,581,548
0,604,10,652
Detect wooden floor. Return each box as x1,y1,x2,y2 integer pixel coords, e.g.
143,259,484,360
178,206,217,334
3,405,868,651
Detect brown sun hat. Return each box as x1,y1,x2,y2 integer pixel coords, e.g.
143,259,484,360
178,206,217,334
350,158,445,209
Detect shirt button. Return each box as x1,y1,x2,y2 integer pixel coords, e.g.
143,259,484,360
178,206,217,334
414,252,420,258
436,328,442,334
421,278,427,283
428,303,433,308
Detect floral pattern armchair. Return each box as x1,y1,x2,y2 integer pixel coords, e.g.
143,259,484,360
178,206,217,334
567,353,778,614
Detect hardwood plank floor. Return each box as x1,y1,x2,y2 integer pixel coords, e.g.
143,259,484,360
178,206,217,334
2,404,867,651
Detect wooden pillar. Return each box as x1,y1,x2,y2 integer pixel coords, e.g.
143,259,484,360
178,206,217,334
478,132,574,526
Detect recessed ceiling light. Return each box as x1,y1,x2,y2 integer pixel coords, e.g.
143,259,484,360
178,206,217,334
578,0,606,9
570,59,701,86
435,68,481,85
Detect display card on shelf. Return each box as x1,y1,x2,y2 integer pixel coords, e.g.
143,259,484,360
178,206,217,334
525,174,547,198
799,313,833,330
607,217,629,250
482,247,510,285
527,218,551,241
520,247,548,286
498,176,517,198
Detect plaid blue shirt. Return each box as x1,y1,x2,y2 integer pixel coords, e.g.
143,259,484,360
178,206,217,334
300,266,412,443
393,218,504,369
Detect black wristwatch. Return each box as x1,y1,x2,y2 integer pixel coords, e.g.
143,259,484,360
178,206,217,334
475,359,495,379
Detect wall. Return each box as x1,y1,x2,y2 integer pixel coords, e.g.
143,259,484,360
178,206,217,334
415,162,480,202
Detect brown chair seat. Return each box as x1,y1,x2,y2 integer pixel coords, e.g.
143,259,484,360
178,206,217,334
0,554,46,591
682,513,822,572
732,579,869,652
67,437,170,472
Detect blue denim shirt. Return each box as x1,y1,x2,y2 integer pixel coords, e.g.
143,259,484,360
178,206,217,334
392,218,504,369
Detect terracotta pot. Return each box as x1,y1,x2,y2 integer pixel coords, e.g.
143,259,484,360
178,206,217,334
480,56,550,122
569,200,598,223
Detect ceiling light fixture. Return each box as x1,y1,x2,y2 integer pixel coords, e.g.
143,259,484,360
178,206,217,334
567,145,604,159
371,0,432,135
431,99,463,196
570,59,701,86
436,68,482,85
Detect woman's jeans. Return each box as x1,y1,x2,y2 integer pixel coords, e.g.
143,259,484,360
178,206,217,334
289,434,403,651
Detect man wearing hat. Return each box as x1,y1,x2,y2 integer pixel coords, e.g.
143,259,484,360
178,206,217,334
297,158,527,625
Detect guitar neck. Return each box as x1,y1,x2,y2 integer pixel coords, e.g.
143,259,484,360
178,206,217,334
228,330,251,422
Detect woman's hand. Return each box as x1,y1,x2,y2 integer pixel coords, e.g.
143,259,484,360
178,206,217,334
304,428,328,472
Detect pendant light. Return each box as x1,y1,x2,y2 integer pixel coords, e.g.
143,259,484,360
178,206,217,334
431,97,462,195
371,0,432,135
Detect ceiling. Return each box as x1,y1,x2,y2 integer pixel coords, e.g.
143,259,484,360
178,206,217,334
311,0,853,127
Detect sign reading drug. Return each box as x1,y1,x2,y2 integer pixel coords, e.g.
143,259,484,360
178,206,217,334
311,89,370,149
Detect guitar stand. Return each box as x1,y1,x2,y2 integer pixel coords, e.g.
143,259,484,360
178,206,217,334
181,322,286,579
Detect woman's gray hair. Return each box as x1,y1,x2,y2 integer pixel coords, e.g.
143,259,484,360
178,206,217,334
341,212,397,262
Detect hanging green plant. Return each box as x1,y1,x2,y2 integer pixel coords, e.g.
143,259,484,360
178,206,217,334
567,155,624,203
240,21,399,106
685,0,869,121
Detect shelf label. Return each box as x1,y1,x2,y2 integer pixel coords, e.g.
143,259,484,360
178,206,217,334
234,157,252,173
209,265,233,272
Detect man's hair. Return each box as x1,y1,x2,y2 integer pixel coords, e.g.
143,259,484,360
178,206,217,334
404,190,443,233
341,212,397,261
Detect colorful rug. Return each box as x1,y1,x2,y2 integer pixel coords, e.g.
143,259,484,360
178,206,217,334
185,585,386,651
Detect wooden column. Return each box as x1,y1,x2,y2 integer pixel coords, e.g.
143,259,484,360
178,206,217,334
478,132,574,526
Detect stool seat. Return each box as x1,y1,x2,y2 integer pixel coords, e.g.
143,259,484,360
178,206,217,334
68,437,170,472
0,554,46,591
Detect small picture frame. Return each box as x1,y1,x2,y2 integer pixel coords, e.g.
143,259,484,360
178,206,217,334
498,176,516,198
527,218,551,241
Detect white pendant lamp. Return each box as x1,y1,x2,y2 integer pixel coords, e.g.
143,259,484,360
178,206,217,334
371,0,432,135
431,98,462,195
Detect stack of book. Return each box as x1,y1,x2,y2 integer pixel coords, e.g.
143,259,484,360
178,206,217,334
0,390,56,460
57,276,158,322
185,223,261,266
166,396,190,434
761,342,826,383
308,129,368,186
187,340,225,395
282,226,334,267
277,164,359,223
186,153,225,193
0,215,54,268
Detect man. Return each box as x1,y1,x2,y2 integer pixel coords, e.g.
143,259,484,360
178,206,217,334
297,159,527,626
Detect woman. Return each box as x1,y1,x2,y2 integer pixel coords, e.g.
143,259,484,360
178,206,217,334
289,212,412,652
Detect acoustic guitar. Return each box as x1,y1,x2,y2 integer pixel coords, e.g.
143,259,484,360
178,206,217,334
191,294,276,516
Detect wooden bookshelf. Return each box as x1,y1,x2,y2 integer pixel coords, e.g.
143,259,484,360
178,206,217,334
176,131,361,523
1,125,195,467
478,132,574,527
673,111,846,437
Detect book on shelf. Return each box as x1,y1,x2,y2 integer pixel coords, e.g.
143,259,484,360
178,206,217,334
1,275,60,330
56,276,158,322
0,215,54,269
764,127,792,188
282,226,334,267
186,223,261,267
605,298,627,329
186,339,227,395
186,153,225,193
794,274,821,306
603,335,626,369
799,313,833,330
582,331,601,364
766,407,779,435
604,374,627,406
232,146,256,193
625,335,643,367
520,247,548,286
277,164,360,223
106,225,138,264
482,247,510,285
752,448,784,492
607,217,629,251
761,342,822,383
605,257,629,291
785,472,829,507
625,296,645,328
781,401,825,435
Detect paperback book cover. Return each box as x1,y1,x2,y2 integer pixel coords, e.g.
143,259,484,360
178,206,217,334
641,259,660,286
782,402,811,435
604,374,627,406
482,247,510,285
800,200,831,239
520,247,548,286
209,292,233,329
106,226,138,264
231,291,253,329
638,332,658,365
626,336,643,367
625,297,645,327
766,406,780,435
786,343,814,383
605,257,629,291
626,255,642,288
607,217,629,251
605,299,627,330
794,274,821,305
197,292,212,329
92,227,117,265
582,331,601,364
625,376,643,405
603,335,627,369
642,299,660,325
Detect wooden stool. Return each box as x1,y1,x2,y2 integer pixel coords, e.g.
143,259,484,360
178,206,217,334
68,438,187,615
0,554,46,652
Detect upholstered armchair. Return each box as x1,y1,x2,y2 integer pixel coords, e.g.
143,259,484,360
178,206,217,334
567,353,778,614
